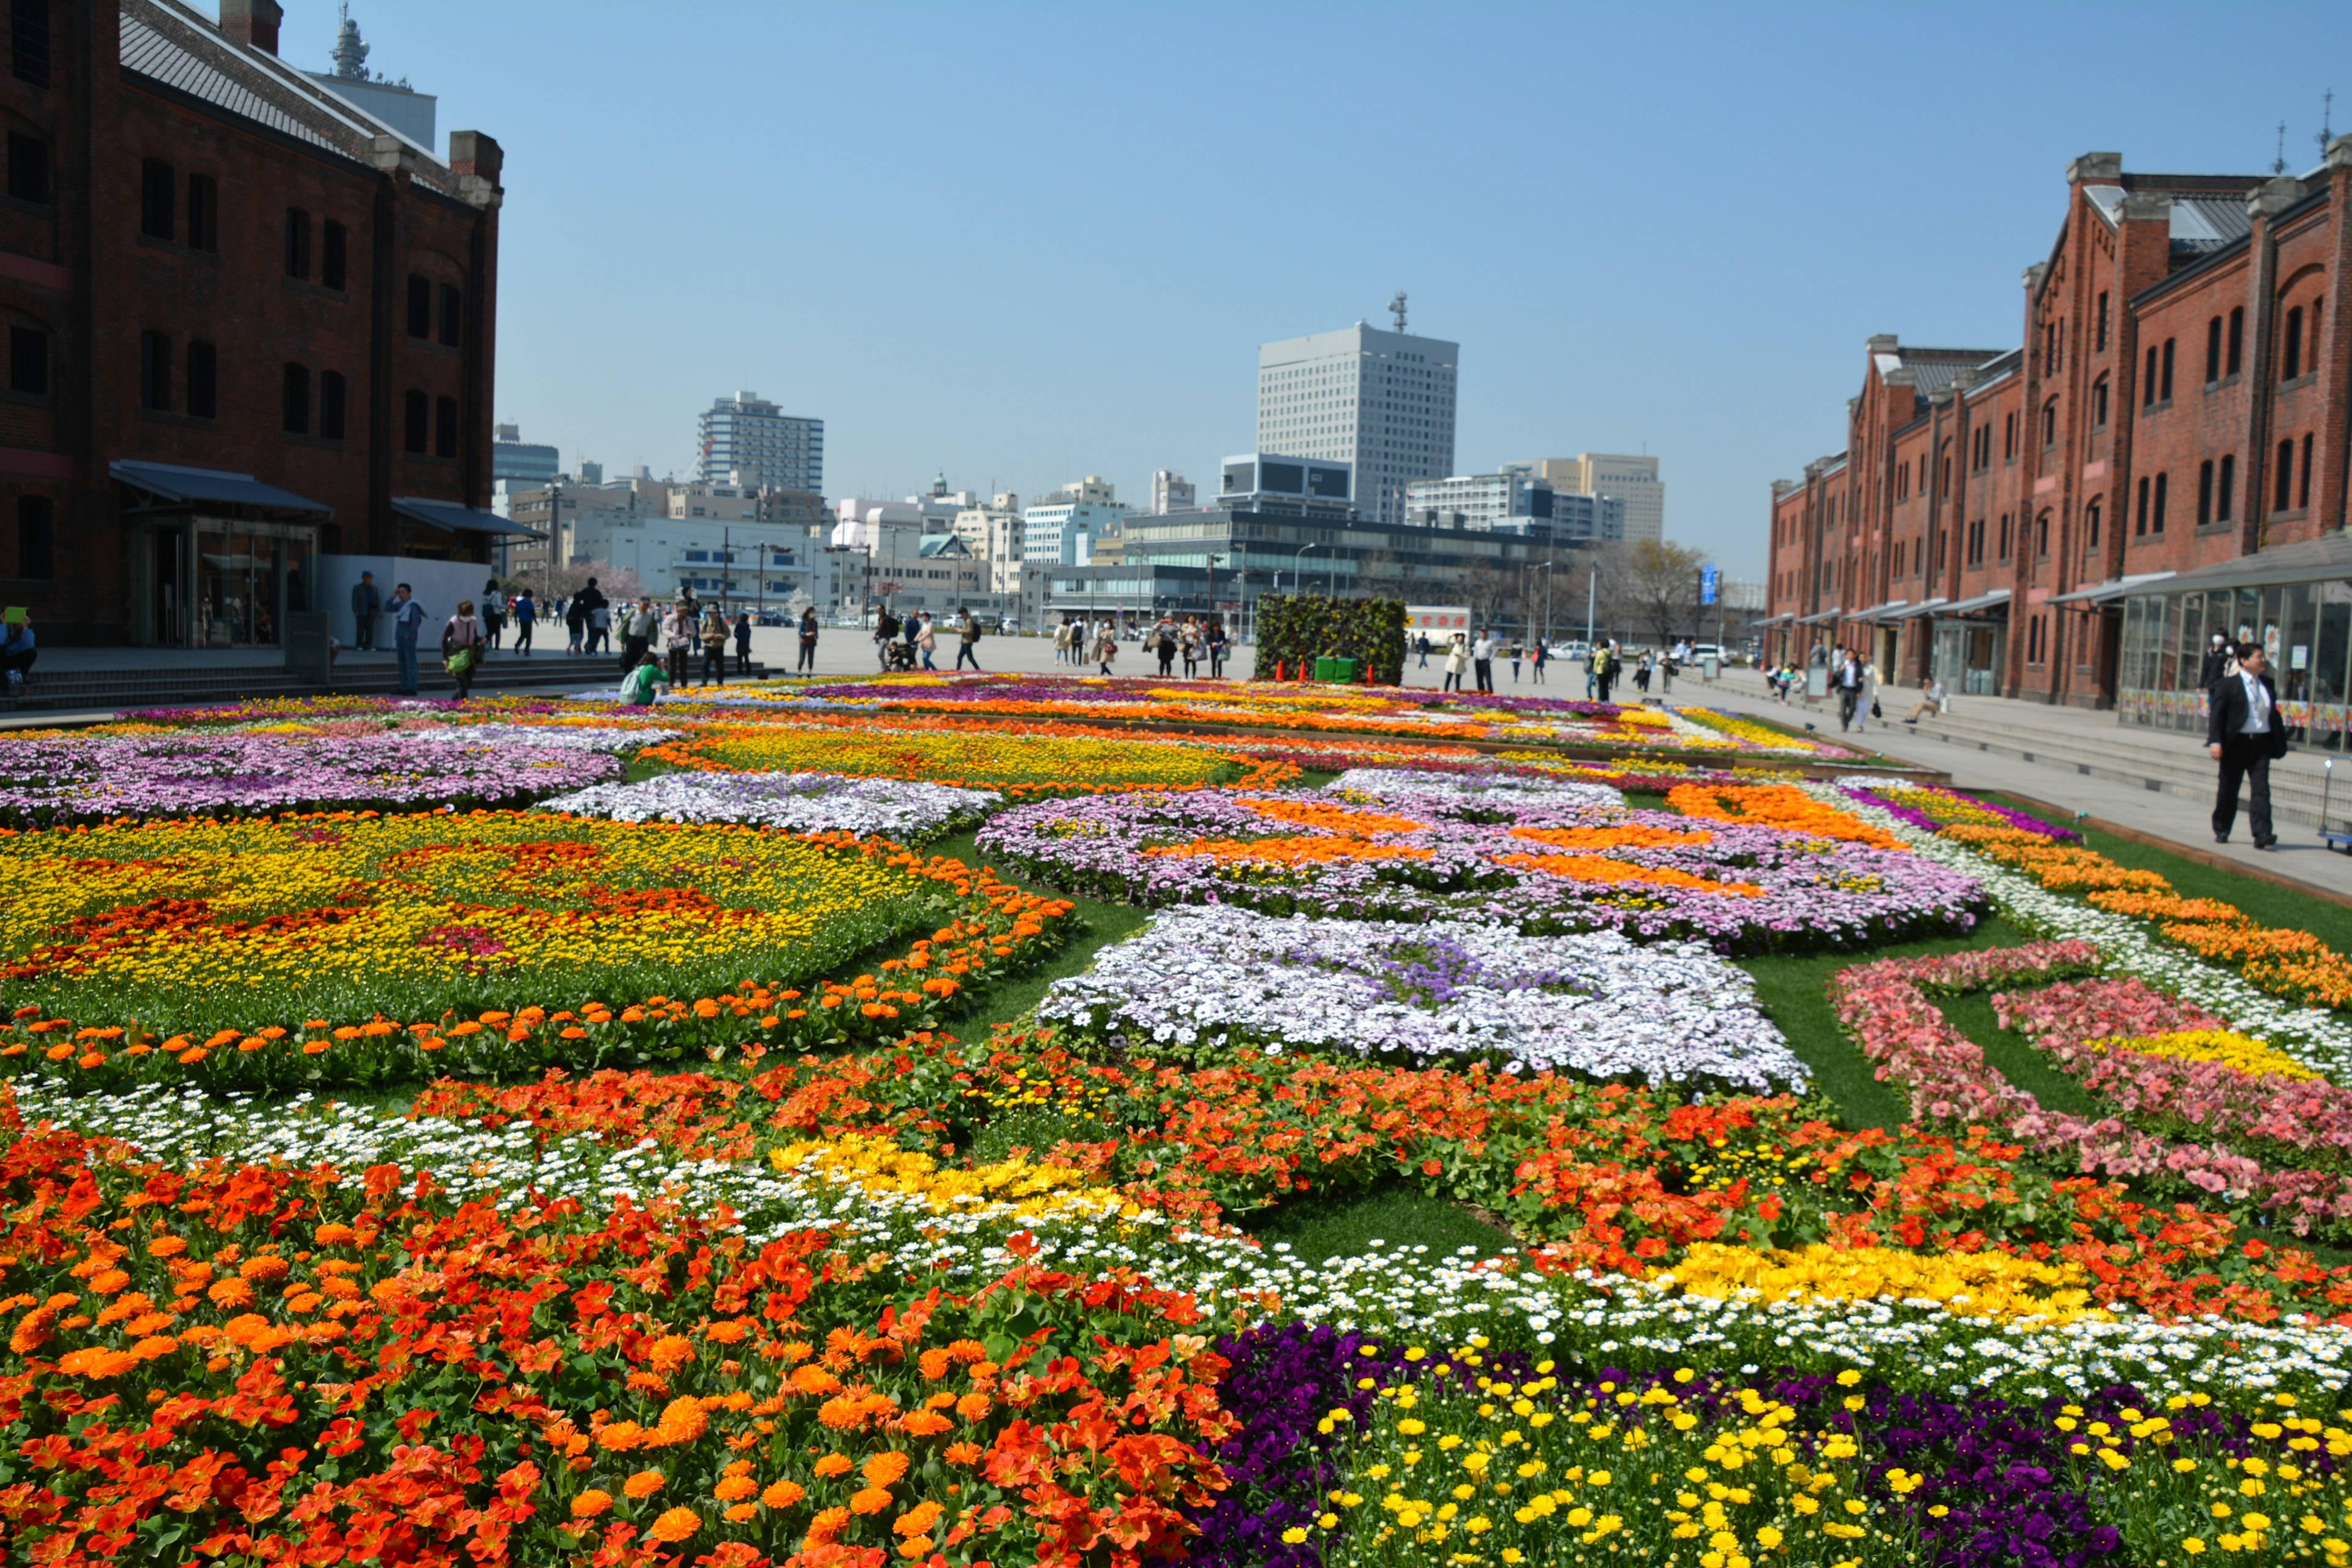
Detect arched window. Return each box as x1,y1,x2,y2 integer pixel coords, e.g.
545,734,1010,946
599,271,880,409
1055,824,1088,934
403,388,428,453
2198,460,2215,527
2227,307,2245,375
2277,439,2297,511
2283,306,2305,381
17,496,51,581
2152,472,2167,535
434,394,458,458
2092,375,2108,429
407,275,432,339
280,363,308,434
2160,337,2175,401
2136,477,2150,536
2205,316,2223,383
2086,501,2100,549
2143,345,2158,407
2041,399,2057,447
2218,453,2236,522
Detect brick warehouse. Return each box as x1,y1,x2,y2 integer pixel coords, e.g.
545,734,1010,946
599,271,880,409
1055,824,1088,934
0,0,507,647
1762,142,2352,730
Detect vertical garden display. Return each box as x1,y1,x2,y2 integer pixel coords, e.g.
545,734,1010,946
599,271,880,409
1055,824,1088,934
1252,595,1406,685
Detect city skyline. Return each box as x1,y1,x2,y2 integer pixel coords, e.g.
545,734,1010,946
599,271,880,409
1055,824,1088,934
344,0,2345,575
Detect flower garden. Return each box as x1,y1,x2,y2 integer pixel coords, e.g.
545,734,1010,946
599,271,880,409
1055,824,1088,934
6,674,2352,1566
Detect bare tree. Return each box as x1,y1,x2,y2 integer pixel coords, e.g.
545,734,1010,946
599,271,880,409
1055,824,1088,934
1608,540,1707,651
552,557,644,603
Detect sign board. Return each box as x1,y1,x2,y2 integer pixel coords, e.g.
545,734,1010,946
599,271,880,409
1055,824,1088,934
1404,605,1472,633
1700,565,1719,606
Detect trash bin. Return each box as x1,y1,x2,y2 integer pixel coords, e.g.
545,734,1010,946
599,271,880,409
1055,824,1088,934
1329,657,1359,683
1312,656,1334,681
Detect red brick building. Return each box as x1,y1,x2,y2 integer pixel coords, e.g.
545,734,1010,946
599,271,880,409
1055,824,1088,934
1764,143,2352,732
0,0,505,646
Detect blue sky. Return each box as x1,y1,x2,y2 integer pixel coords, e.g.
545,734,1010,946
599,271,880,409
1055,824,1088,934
339,1,2348,574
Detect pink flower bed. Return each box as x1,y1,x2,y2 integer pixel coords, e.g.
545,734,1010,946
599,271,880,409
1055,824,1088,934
1996,978,2352,1176
1831,941,2352,1234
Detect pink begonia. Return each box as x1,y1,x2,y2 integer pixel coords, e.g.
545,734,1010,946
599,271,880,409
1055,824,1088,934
1832,941,2352,1235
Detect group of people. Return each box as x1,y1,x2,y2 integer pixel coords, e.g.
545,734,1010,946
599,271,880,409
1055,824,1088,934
1773,643,1947,732
1425,630,1552,693
1048,617,1229,679
871,608,986,673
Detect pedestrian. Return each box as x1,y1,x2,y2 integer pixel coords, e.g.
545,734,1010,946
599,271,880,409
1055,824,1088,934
1207,617,1228,679
1596,643,1618,704
2209,640,2287,847
621,596,656,673
1900,674,1947,723
1095,623,1118,675
388,582,425,695
1054,620,1072,665
2198,632,2233,688
1585,646,1600,699
1635,654,1653,695
1833,651,1862,731
618,648,669,707
578,577,611,655
0,609,35,696
510,587,535,655
665,601,695,687
1181,619,1200,677
1443,633,1468,693
564,595,587,654
797,606,820,673
442,598,483,701
956,608,984,671
1508,638,1523,684
697,603,728,686
1471,627,1496,693
1416,630,1432,669
873,607,901,671
1531,637,1548,685
480,579,506,650
349,571,381,651
733,611,753,676
1860,657,1881,728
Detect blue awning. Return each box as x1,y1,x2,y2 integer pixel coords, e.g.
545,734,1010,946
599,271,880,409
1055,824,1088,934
111,460,330,516
392,497,545,538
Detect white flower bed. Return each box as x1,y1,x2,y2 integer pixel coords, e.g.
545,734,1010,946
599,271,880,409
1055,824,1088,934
1326,767,1624,810
1812,777,2352,1072
1036,903,1802,1090
537,769,1001,837
407,723,680,753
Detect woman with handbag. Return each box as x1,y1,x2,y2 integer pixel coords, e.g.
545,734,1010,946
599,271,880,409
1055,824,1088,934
442,599,483,701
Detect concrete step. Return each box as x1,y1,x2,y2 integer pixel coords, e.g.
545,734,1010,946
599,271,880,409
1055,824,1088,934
0,654,773,715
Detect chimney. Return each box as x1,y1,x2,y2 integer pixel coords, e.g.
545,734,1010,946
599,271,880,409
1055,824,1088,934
220,0,282,54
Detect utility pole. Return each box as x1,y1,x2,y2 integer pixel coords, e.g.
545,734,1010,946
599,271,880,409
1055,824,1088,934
1585,565,1597,646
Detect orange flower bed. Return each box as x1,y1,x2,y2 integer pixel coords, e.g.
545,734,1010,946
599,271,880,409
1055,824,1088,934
1493,851,1765,897
1666,783,1902,848
1510,823,1716,852
1242,798,1430,836
1142,835,1436,866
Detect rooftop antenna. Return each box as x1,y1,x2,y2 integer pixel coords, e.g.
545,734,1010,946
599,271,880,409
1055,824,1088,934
2320,90,2337,156
1389,290,1408,334
2274,120,2289,175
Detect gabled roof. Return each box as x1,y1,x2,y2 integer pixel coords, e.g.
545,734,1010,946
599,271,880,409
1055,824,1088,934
2081,182,2258,256
119,0,458,193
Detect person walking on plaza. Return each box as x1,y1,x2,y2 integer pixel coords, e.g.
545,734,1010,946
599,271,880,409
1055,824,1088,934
916,611,938,669
620,596,657,673
956,608,984,671
480,580,506,650
1472,627,1496,693
1585,644,1599,699
1207,617,1229,678
797,606,820,672
698,603,729,687
1507,638,1524,684
1595,643,1619,704
388,583,425,695
1054,619,1072,665
2198,631,2233,688
510,587,535,655
350,571,380,651
564,595,587,654
1531,637,1548,685
1833,650,1863,731
1417,630,1432,669
1635,652,1653,695
1860,657,1882,729
1095,622,1118,676
577,579,610,655
1442,633,1468,693
2208,639,2286,848
441,598,483,701
733,610,753,676
665,601,695,687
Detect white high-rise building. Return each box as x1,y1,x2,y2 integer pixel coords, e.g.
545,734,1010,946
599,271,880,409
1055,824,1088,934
1256,320,1457,526
1521,454,1665,543
1150,470,1195,514
696,391,823,493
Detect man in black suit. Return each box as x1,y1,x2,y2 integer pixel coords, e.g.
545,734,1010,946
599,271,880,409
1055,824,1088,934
2206,639,2288,847
2196,632,2232,688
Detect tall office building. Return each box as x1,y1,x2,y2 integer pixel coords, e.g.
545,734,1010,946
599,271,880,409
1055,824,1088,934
1256,320,1457,525
696,392,824,493
1523,454,1665,543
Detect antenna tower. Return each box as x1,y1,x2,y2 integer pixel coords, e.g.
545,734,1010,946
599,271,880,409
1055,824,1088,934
2320,90,2337,155
2274,120,2288,175
1389,290,1408,334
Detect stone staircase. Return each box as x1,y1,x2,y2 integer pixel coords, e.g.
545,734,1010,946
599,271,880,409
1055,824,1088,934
1899,702,2351,831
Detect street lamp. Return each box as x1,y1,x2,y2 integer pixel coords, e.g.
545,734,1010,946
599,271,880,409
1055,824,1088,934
1295,542,1318,598
1532,560,1555,651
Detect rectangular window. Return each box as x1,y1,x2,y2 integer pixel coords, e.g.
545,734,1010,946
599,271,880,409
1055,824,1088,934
322,221,346,290
433,393,457,458
2096,291,2109,352
2004,412,2016,460
406,276,431,339
2302,433,2315,508
2228,307,2245,375
2206,316,2223,383
138,330,168,410
2218,453,2236,521
2143,345,2158,406
185,340,215,419
284,209,309,279
2152,472,2167,534
2160,338,2174,401
140,158,173,241
6,323,42,395
2277,439,2297,510
403,388,427,453
438,283,461,347
2198,459,2214,526
4,129,45,205
1999,513,2011,559
2136,476,2149,536
281,363,308,435
2038,513,2049,556
2283,306,2305,380
16,495,50,580
2092,378,2108,429
186,174,217,252
2086,505,2099,549
319,370,344,440
11,0,49,88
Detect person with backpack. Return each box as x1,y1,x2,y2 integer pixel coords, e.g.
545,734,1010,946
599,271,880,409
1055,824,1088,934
797,606,820,673
733,611,754,676
480,580,506,650
442,598,484,701
956,608,983,671
619,648,669,707
565,594,587,654
1207,617,1229,679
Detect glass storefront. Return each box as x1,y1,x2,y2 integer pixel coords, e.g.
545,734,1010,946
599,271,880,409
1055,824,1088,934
135,516,317,649
1931,618,2007,695
2119,580,2352,750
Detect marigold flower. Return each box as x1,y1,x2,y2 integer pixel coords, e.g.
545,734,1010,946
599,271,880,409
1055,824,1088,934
646,1506,701,1544
646,1333,696,1373
146,1237,187,1258
943,1441,983,1467
813,1454,853,1479
597,1422,646,1452
861,1450,910,1489
900,1411,952,1438
238,1256,290,1285
761,1480,806,1509
848,1486,895,1516
714,1476,757,1502
622,1469,665,1500
570,1490,612,1519
804,1506,851,1545
206,1278,254,1309
725,1504,758,1523
892,1500,944,1539
313,1224,356,1246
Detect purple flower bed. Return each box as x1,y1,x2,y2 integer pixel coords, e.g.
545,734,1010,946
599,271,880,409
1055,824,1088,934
1839,778,2084,841
0,731,620,824
977,788,1984,953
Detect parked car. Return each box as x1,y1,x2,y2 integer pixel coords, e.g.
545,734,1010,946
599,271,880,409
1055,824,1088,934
753,610,789,627
1554,639,1593,663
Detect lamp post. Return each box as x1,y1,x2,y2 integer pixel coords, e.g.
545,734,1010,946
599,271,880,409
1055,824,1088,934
1586,564,1597,647
1295,542,1318,598
1532,560,1555,651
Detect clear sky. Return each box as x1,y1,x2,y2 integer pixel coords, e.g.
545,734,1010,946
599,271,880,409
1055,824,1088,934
336,1,2347,574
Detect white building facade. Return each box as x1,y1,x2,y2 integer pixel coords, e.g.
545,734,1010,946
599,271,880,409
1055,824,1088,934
1150,470,1194,513
1523,454,1665,543
1256,323,1457,526
696,392,824,492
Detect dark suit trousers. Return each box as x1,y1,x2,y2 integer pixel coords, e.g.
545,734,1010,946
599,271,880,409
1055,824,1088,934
2214,736,2275,840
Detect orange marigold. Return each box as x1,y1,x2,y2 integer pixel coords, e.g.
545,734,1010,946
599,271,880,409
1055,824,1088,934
861,1450,910,1489
900,1411,953,1438
943,1441,984,1467
646,1333,696,1374
238,1255,290,1286
146,1237,187,1258
205,1278,254,1309
570,1490,614,1520
596,1421,646,1452
848,1485,895,1516
804,1506,851,1545
714,1475,758,1502
892,1500,945,1539
622,1469,665,1500
761,1480,807,1509
646,1506,701,1544
652,1395,709,1444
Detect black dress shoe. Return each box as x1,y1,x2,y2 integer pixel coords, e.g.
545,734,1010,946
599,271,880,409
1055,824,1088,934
2215,835,2231,844
2256,834,2278,849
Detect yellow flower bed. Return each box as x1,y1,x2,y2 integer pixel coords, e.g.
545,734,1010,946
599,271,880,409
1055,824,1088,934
2094,1028,2323,1081
1664,1242,2106,1322
766,1132,1126,1221
644,722,1279,796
